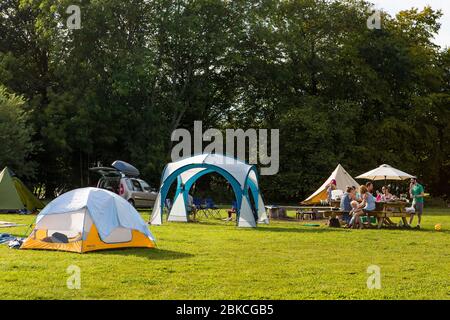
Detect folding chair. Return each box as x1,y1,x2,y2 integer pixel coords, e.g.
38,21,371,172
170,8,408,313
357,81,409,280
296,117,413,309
194,198,208,218
205,198,221,218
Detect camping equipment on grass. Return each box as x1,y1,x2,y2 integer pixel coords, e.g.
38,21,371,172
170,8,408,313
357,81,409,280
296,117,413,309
150,154,267,228
21,187,156,253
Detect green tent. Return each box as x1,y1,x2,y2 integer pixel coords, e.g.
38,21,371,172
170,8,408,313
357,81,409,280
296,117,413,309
0,167,44,213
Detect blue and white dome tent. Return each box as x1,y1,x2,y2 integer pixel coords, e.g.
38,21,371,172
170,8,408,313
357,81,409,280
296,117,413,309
150,154,268,228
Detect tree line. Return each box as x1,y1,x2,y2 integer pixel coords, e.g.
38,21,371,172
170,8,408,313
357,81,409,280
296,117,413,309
0,0,449,202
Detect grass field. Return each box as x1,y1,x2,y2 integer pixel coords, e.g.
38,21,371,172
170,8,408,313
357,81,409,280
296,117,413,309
1,208,449,300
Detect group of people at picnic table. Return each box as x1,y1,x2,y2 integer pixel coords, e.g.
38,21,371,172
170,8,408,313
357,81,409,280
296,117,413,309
327,177,425,229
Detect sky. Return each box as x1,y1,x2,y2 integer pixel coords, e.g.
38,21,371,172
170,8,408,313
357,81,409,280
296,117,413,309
371,0,450,48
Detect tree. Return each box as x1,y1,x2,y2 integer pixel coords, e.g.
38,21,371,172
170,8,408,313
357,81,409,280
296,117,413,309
0,86,36,177
0,0,448,201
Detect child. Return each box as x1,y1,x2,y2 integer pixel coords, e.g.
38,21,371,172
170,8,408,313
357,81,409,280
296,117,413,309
376,190,382,202
347,200,362,228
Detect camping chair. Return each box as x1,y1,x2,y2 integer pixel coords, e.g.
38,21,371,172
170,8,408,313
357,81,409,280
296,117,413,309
194,198,208,218
205,198,220,218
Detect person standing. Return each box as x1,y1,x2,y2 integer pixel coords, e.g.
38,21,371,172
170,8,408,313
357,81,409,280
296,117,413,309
409,178,424,229
327,179,337,204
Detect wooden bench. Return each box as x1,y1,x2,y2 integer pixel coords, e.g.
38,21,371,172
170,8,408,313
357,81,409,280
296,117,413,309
323,210,383,217
265,206,287,219
288,206,335,220
323,210,413,229
296,210,317,220
266,206,339,221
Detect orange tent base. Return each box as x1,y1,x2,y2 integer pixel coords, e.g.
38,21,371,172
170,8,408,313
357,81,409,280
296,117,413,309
21,225,155,253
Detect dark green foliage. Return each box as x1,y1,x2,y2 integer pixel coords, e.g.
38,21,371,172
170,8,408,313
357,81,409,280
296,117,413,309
0,86,36,178
0,0,448,201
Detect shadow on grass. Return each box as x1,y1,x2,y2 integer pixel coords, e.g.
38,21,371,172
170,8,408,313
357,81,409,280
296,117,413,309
249,225,342,234
157,219,237,227
93,247,194,260
252,222,450,234
168,218,343,233
181,219,330,230
403,228,450,235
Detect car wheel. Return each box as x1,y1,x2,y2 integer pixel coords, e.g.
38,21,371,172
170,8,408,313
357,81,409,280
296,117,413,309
128,199,135,207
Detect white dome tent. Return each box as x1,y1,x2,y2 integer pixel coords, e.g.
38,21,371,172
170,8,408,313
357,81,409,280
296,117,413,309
150,154,268,228
21,188,156,253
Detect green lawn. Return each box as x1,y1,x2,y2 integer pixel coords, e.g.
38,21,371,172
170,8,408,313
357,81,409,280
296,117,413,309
1,208,449,300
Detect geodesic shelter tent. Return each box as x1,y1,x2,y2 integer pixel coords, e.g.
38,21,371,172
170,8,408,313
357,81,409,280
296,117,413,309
21,188,156,253
150,154,268,228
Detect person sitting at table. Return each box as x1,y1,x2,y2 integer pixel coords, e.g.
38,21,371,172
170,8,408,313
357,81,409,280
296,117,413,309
366,182,374,195
187,193,197,222
379,185,397,225
349,186,356,199
347,200,360,228
352,185,361,201
340,186,354,224
351,185,376,229
326,179,337,205
376,190,382,202
381,185,396,202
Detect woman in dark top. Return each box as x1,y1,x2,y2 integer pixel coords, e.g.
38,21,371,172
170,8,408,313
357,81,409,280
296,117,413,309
340,186,354,224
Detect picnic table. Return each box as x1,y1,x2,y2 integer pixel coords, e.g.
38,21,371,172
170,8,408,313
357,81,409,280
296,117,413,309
376,201,409,228
265,206,336,220
265,206,287,219
323,201,411,229
290,206,336,220
330,200,341,208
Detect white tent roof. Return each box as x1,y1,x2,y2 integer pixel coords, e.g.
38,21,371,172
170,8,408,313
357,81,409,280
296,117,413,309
37,188,154,240
163,154,254,187
356,164,415,181
303,164,359,203
179,167,208,185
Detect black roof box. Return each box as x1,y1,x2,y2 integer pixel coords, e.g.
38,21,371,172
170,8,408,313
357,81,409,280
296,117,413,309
112,160,140,177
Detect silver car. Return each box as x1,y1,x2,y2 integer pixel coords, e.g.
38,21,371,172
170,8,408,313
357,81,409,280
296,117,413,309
90,161,158,208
